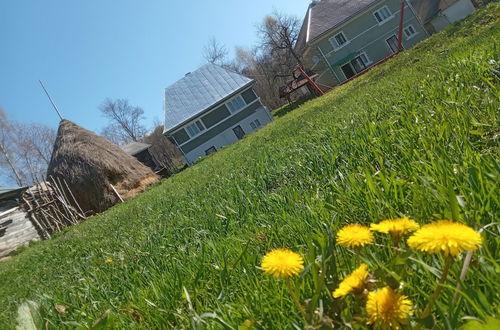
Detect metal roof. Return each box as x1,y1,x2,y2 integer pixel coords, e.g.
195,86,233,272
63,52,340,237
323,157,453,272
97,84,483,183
163,63,254,133
121,142,151,156
296,0,382,52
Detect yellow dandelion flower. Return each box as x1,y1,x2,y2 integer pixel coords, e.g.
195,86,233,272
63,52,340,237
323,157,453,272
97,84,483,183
104,258,113,263
333,263,369,298
336,224,373,248
261,248,304,278
370,218,420,240
407,220,482,256
366,287,413,330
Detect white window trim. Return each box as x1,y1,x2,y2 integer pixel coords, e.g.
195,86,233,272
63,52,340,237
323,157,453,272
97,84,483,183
329,31,350,51
176,97,261,147
225,94,247,114
339,52,373,80
404,24,418,40
385,34,399,53
373,6,394,25
184,120,206,138
358,52,373,66
322,14,420,58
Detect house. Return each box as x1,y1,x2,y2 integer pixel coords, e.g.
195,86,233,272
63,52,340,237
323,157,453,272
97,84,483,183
295,0,475,90
411,0,476,33
0,186,39,258
163,63,274,165
121,141,158,171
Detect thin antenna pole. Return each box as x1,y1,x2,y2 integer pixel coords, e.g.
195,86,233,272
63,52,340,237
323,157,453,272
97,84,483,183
39,80,63,120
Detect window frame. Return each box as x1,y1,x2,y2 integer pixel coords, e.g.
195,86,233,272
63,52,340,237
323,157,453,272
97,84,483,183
373,6,393,25
329,31,349,51
205,146,217,155
340,52,373,80
185,119,206,138
404,24,417,39
226,94,247,114
386,34,399,53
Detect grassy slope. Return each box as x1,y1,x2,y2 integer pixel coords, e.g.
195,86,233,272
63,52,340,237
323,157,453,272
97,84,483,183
1,6,499,328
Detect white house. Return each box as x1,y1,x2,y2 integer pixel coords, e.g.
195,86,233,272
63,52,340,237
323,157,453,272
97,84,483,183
163,63,274,165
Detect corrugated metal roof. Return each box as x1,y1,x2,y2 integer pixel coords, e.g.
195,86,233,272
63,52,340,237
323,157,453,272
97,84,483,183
121,142,151,156
164,63,254,133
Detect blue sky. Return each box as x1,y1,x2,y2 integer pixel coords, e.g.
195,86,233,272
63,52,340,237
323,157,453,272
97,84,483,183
0,0,307,133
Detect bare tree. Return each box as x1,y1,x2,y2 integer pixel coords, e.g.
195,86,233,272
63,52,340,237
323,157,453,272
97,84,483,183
142,125,184,171
0,109,25,185
258,12,303,77
233,46,292,109
15,123,57,183
100,98,147,145
203,37,229,65
0,108,56,186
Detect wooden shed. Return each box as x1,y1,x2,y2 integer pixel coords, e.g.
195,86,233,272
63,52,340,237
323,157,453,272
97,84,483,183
0,187,40,259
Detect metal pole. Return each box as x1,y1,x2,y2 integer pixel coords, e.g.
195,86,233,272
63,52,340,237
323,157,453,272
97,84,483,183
397,1,405,53
39,80,63,120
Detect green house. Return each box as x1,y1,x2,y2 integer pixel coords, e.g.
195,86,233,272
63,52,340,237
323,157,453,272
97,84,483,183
295,0,475,90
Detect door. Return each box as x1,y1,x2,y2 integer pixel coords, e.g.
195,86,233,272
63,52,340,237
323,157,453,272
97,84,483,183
386,35,399,53
232,125,245,140
341,63,356,79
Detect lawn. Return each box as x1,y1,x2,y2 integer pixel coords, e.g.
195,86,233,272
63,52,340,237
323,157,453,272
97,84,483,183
0,5,499,329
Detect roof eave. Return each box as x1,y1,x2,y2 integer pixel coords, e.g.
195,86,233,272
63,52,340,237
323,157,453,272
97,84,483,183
302,0,386,52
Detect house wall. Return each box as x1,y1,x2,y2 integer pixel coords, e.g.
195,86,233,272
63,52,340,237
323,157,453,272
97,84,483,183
304,0,428,88
431,0,475,32
167,87,274,165
0,201,40,258
183,106,273,164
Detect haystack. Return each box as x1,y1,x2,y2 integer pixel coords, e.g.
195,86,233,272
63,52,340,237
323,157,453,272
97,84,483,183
47,120,159,213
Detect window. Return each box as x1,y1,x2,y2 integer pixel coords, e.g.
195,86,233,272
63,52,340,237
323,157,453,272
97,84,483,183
404,25,417,39
341,63,356,80
386,35,399,53
226,95,246,114
341,53,372,79
232,125,245,140
351,53,371,73
374,6,392,24
250,119,261,130
329,31,348,50
205,146,217,155
186,120,205,138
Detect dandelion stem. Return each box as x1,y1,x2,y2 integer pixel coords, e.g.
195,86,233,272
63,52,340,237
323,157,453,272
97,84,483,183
420,255,453,320
285,278,307,324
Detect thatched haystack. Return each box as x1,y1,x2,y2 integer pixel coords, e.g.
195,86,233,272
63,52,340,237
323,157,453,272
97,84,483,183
47,120,159,213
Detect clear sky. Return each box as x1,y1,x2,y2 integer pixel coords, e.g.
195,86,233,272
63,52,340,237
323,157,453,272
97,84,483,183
0,0,308,134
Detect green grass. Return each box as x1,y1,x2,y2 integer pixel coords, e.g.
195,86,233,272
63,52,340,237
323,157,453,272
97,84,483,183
1,5,499,329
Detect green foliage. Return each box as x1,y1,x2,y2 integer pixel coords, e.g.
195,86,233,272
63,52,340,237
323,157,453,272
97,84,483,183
0,4,499,328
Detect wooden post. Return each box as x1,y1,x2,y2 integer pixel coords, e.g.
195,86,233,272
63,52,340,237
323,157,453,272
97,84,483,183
110,184,124,203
